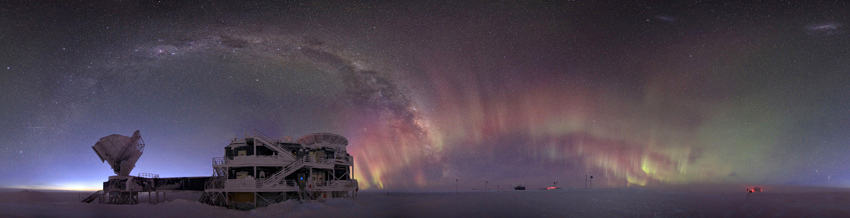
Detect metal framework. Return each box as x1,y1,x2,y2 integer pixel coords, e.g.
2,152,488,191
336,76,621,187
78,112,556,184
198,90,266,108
85,130,358,210
200,131,358,210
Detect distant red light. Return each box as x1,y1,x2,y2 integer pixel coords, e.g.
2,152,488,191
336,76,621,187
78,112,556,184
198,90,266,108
746,186,763,193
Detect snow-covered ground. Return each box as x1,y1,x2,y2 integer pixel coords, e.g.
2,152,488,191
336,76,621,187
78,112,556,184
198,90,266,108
2,186,849,217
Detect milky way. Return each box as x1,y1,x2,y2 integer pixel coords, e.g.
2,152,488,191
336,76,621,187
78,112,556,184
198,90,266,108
1,1,849,191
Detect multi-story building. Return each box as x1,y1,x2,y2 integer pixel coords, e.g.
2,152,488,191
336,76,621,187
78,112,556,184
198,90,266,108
200,132,358,209
87,130,358,210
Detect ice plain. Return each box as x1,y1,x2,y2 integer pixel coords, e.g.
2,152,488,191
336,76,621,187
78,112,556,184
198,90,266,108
2,185,850,218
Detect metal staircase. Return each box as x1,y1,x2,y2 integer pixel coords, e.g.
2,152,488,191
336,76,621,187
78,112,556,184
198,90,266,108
252,130,297,160
262,157,306,187
81,190,104,203
300,188,316,201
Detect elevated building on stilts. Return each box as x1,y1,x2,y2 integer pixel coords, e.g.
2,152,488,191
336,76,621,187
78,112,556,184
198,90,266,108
83,130,359,210
201,132,358,209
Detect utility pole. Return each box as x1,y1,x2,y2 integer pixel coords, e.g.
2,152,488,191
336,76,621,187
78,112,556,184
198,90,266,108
456,178,458,193
485,181,488,191
590,176,593,189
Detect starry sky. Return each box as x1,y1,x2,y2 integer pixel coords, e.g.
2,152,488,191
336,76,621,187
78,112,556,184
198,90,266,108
1,1,849,191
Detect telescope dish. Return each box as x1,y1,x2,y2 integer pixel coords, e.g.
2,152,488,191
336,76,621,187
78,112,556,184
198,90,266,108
298,133,348,150
92,130,145,176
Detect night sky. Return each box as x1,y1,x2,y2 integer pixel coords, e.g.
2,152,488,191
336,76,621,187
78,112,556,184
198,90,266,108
1,1,849,191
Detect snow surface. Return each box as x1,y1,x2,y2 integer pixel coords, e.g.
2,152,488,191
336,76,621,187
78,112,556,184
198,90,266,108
2,187,850,217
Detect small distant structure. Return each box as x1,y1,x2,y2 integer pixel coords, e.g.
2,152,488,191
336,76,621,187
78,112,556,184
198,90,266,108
547,181,561,190
514,185,526,190
746,186,763,200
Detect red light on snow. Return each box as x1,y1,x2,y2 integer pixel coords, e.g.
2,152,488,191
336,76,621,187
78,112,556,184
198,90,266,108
546,187,557,190
746,187,763,193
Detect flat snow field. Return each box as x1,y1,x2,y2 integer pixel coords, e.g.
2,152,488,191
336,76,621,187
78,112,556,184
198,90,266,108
2,187,850,217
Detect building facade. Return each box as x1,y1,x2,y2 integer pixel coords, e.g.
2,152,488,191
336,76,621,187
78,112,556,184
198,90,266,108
200,132,359,209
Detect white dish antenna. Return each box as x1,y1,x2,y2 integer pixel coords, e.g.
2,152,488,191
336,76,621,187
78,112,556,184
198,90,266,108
298,133,348,150
92,130,145,176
